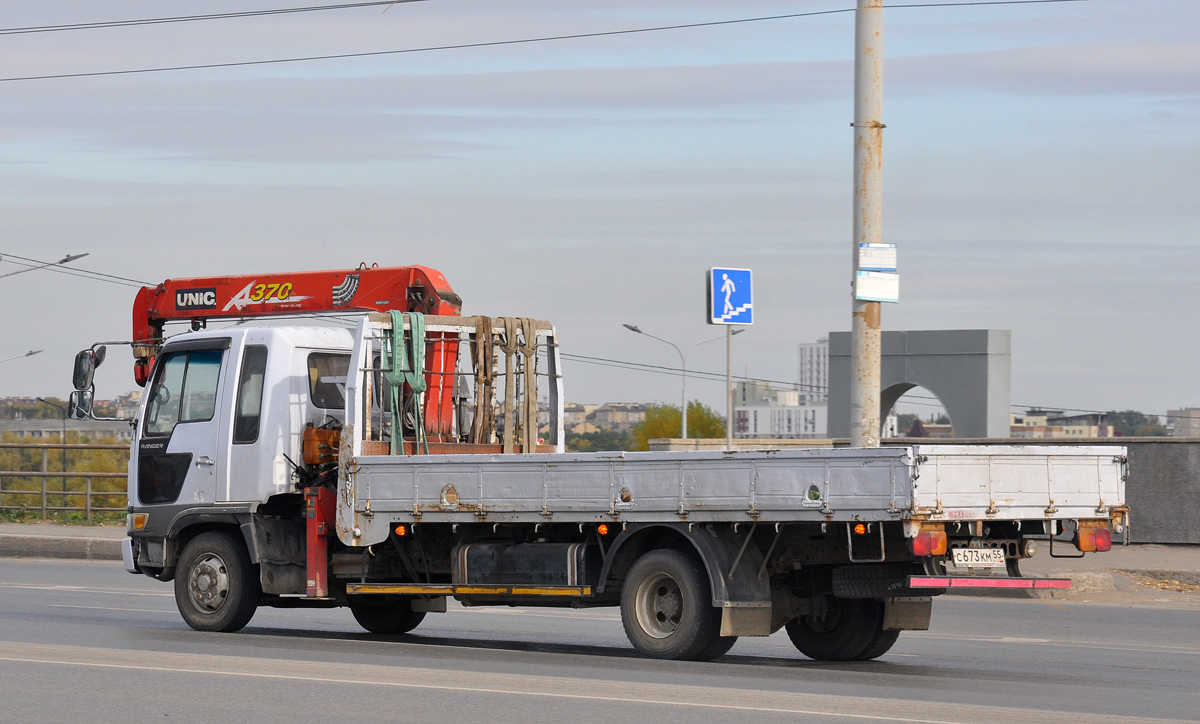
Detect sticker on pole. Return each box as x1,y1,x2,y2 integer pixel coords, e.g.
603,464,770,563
708,268,753,325
855,271,899,304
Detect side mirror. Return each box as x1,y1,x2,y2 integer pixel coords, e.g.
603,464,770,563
68,388,94,420
72,350,97,391
93,345,107,368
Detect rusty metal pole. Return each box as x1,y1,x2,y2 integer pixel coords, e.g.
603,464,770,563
850,0,884,448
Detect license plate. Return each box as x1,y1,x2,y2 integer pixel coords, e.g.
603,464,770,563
951,547,1006,568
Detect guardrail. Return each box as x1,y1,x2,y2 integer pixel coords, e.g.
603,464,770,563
0,442,129,521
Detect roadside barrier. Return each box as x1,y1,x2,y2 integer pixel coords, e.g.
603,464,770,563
0,443,128,521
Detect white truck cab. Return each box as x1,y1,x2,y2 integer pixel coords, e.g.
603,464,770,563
127,325,350,575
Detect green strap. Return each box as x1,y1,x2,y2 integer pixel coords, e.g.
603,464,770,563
385,311,428,455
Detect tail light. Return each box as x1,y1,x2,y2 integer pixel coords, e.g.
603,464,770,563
913,530,948,557
1077,526,1113,553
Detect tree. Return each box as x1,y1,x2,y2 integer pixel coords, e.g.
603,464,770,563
565,430,630,452
1107,410,1166,437
629,401,725,451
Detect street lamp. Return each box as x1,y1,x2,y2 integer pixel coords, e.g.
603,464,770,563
623,324,743,439
0,253,88,281
0,350,42,364
36,397,68,510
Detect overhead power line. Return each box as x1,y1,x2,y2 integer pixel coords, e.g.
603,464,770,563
0,0,1091,84
0,1,427,37
0,252,152,287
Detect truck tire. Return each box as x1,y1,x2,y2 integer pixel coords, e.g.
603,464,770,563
833,564,938,598
349,598,427,635
785,597,880,661
854,626,900,661
620,549,732,661
174,531,260,633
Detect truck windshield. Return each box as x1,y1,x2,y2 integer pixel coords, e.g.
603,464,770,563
144,350,223,437
308,353,350,409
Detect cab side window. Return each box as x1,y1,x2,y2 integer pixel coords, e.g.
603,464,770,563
144,350,224,437
308,353,350,409
234,346,268,444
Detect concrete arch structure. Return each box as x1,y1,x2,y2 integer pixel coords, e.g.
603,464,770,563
828,329,1011,439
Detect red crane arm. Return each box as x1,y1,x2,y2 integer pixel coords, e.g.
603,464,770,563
131,264,463,440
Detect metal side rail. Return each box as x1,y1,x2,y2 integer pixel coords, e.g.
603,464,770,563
908,575,1071,591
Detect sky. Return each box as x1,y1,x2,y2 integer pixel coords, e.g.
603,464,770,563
0,0,1197,420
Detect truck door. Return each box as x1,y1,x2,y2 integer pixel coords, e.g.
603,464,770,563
136,340,229,508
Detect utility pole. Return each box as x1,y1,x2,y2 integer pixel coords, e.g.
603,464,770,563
725,326,733,449
850,0,884,448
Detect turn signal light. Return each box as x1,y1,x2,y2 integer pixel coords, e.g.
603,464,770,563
394,525,406,537
128,513,148,531
912,530,948,557
597,524,609,536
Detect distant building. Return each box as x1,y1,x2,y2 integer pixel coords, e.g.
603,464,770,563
563,403,600,433
797,338,829,403
587,403,646,433
1010,409,1114,438
1167,408,1200,437
113,391,143,419
734,382,827,439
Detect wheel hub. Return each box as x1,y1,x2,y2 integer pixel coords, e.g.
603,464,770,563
635,572,683,639
188,552,229,613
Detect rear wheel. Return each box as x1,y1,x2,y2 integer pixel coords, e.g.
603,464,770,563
853,620,900,660
785,597,881,661
174,531,260,633
621,550,733,661
349,597,426,634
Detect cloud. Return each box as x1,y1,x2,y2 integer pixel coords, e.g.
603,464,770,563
892,42,1200,97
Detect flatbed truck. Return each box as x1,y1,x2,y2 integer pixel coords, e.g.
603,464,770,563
68,266,1127,661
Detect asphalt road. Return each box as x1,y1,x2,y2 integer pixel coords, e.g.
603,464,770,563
0,558,1196,724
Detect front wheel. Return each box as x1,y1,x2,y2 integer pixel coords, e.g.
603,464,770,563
620,549,734,661
349,597,427,635
174,531,260,633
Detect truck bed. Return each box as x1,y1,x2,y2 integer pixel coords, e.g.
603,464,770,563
339,445,1126,547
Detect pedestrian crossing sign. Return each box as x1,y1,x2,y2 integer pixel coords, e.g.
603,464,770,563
708,267,753,325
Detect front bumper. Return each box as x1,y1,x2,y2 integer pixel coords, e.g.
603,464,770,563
121,537,140,574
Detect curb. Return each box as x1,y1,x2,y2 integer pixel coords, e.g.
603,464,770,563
0,535,122,561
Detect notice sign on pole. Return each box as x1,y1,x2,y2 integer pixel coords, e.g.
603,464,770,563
858,243,897,271
708,268,753,325
855,270,899,303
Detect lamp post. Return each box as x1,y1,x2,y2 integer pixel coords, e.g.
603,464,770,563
0,350,42,364
623,325,743,439
0,253,88,281
36,397,68,510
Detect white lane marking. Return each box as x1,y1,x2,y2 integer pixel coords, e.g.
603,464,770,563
0,642,1177,724
50,605,175,614
0,583,171,598
910,633,1200,657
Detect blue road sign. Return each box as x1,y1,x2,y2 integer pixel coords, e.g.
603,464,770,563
708,267,753,325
